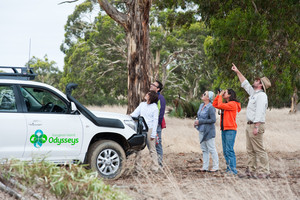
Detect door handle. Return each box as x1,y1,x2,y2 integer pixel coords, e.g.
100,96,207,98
29,120,42,126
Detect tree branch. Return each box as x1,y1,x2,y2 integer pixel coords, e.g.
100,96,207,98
251,0,259,14
97,0,128,30
162,49,185,69
58,0,79,5
0,181,24,200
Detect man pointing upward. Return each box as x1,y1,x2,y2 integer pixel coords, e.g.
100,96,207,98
232,63,271,179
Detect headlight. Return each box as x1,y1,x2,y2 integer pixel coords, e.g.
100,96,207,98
124,119,137,131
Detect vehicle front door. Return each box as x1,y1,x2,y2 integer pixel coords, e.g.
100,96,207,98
21,86,83,160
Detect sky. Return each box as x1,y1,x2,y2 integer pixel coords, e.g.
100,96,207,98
0,0,83,70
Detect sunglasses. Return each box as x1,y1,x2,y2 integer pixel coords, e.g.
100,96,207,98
202,92,207,96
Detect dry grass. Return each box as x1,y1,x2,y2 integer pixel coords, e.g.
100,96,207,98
89,106,300,200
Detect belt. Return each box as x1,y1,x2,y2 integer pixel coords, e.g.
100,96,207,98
247,121,265,124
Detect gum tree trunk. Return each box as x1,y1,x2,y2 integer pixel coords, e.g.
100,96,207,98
290,88,298,113
98,0,151,113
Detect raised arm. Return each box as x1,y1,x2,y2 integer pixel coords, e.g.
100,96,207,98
231,63,246,83
130,103,142,118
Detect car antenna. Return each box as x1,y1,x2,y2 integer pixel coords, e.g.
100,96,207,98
27,38,31,72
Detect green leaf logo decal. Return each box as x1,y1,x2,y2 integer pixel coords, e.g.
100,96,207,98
30,129,47,148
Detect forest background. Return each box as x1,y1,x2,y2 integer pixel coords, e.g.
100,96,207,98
27,0,299,116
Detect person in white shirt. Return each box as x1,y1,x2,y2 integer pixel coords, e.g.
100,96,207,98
131,91,159,172
232,63,271,179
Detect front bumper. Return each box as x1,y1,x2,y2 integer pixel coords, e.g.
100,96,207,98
128,131,147,151
126,116,148,155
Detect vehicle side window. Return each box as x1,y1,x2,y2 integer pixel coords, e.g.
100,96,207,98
21,86,68,113
0,86,17,112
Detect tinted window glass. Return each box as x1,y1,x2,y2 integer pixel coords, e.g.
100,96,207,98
21,86,68,113
0,85,17,112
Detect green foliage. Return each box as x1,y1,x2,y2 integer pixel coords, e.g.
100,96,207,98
198,0,300,108
27,55,62,89
152,4,197,31
60,2,127,105
0,159,130,199
56,0,299,114
150,19,215,103
60,2,214,107
169,99,200,118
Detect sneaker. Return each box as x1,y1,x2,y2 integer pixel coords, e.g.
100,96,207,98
159,162,163,167
151,166,159,172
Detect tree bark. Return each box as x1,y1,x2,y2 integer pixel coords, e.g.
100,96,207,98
154,50,160,80
98,0,151,114
290,87,298,113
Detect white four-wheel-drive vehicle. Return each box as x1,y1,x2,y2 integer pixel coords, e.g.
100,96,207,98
0,66,147,179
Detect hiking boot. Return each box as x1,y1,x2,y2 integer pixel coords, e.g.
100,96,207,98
257,173,270,179
238,170,253,179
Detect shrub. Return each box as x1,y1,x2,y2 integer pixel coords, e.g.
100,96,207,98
0,159,130,200
169,99,200,118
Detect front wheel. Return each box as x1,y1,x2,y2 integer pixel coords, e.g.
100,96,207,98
87,140,126,179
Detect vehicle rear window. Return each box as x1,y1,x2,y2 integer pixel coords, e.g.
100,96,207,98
0,85,17,112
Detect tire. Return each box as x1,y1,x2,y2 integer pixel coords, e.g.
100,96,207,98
87,140,126,179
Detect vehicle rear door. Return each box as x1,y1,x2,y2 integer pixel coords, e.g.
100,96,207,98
0,84,27,159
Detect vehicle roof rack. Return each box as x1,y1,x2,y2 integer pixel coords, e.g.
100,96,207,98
0,66,37,80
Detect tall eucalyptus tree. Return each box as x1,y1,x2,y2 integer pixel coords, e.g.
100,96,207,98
97,0,152,113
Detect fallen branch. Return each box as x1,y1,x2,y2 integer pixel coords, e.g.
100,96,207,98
0,181,25,200
0,175,44,200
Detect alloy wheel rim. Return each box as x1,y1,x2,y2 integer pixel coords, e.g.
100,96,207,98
96,149,120,176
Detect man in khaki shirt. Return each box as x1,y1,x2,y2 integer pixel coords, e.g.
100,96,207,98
232,63,271,179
